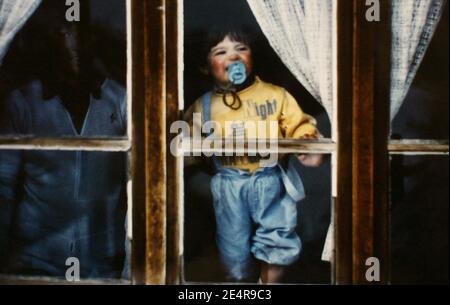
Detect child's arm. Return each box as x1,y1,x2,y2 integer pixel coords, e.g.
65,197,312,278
279,90,319,139
279,90,323,167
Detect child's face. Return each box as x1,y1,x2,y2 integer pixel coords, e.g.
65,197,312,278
208,35,253,86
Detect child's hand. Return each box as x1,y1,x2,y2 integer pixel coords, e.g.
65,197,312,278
298,154,323,167
297,134,323,167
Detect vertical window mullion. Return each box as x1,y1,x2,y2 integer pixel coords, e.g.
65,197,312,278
130,0,167,285
166,0,182,285
351,0,390,284
335,0,354,285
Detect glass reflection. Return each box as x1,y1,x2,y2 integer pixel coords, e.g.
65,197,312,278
0,150,128,279
0,0,127,138
0,0,129,280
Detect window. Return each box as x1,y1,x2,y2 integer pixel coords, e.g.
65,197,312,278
166,0,449,285
181,0,333,284
389,4,449,284
1,0,447,285
334,0,449,284
0,0,133,284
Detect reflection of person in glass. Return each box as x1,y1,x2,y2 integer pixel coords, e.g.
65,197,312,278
0,2,127,278
185,27,322,283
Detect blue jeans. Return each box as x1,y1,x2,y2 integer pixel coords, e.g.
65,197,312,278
210,165,301,282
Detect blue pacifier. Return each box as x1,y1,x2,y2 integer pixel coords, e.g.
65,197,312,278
227,61,247,85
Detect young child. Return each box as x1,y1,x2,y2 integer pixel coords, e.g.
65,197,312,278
185,27,322,283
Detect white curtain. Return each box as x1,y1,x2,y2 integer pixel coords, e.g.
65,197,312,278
0,0,42,65
390,0,447,121
247,0,335,263
246,0,334,119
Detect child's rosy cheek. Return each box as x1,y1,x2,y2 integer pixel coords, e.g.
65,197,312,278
243,55,253,72
211,61,224,75
211,61,219,69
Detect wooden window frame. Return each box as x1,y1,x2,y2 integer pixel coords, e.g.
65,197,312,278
334,0,448,285
0,0,170,286
336,0,391,284
1,0,447,285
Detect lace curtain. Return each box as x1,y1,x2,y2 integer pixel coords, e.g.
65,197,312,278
246,0,334,120
247,0,335,263
0,0,42,64
390,0,447,121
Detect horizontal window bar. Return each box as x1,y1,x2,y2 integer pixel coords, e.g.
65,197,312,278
388,139,449,155
0,275,130,285
179,137,336,154
180,138,449,155
0,137,131,151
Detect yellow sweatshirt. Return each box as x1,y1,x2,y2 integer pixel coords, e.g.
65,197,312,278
185,76,318,172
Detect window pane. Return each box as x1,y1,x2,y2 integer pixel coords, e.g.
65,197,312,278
391,7,448,140
0,0,127,138
182,0,333,284
0,149,130,280
183,0,331,138
390,155,448,284
183,155,332,284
